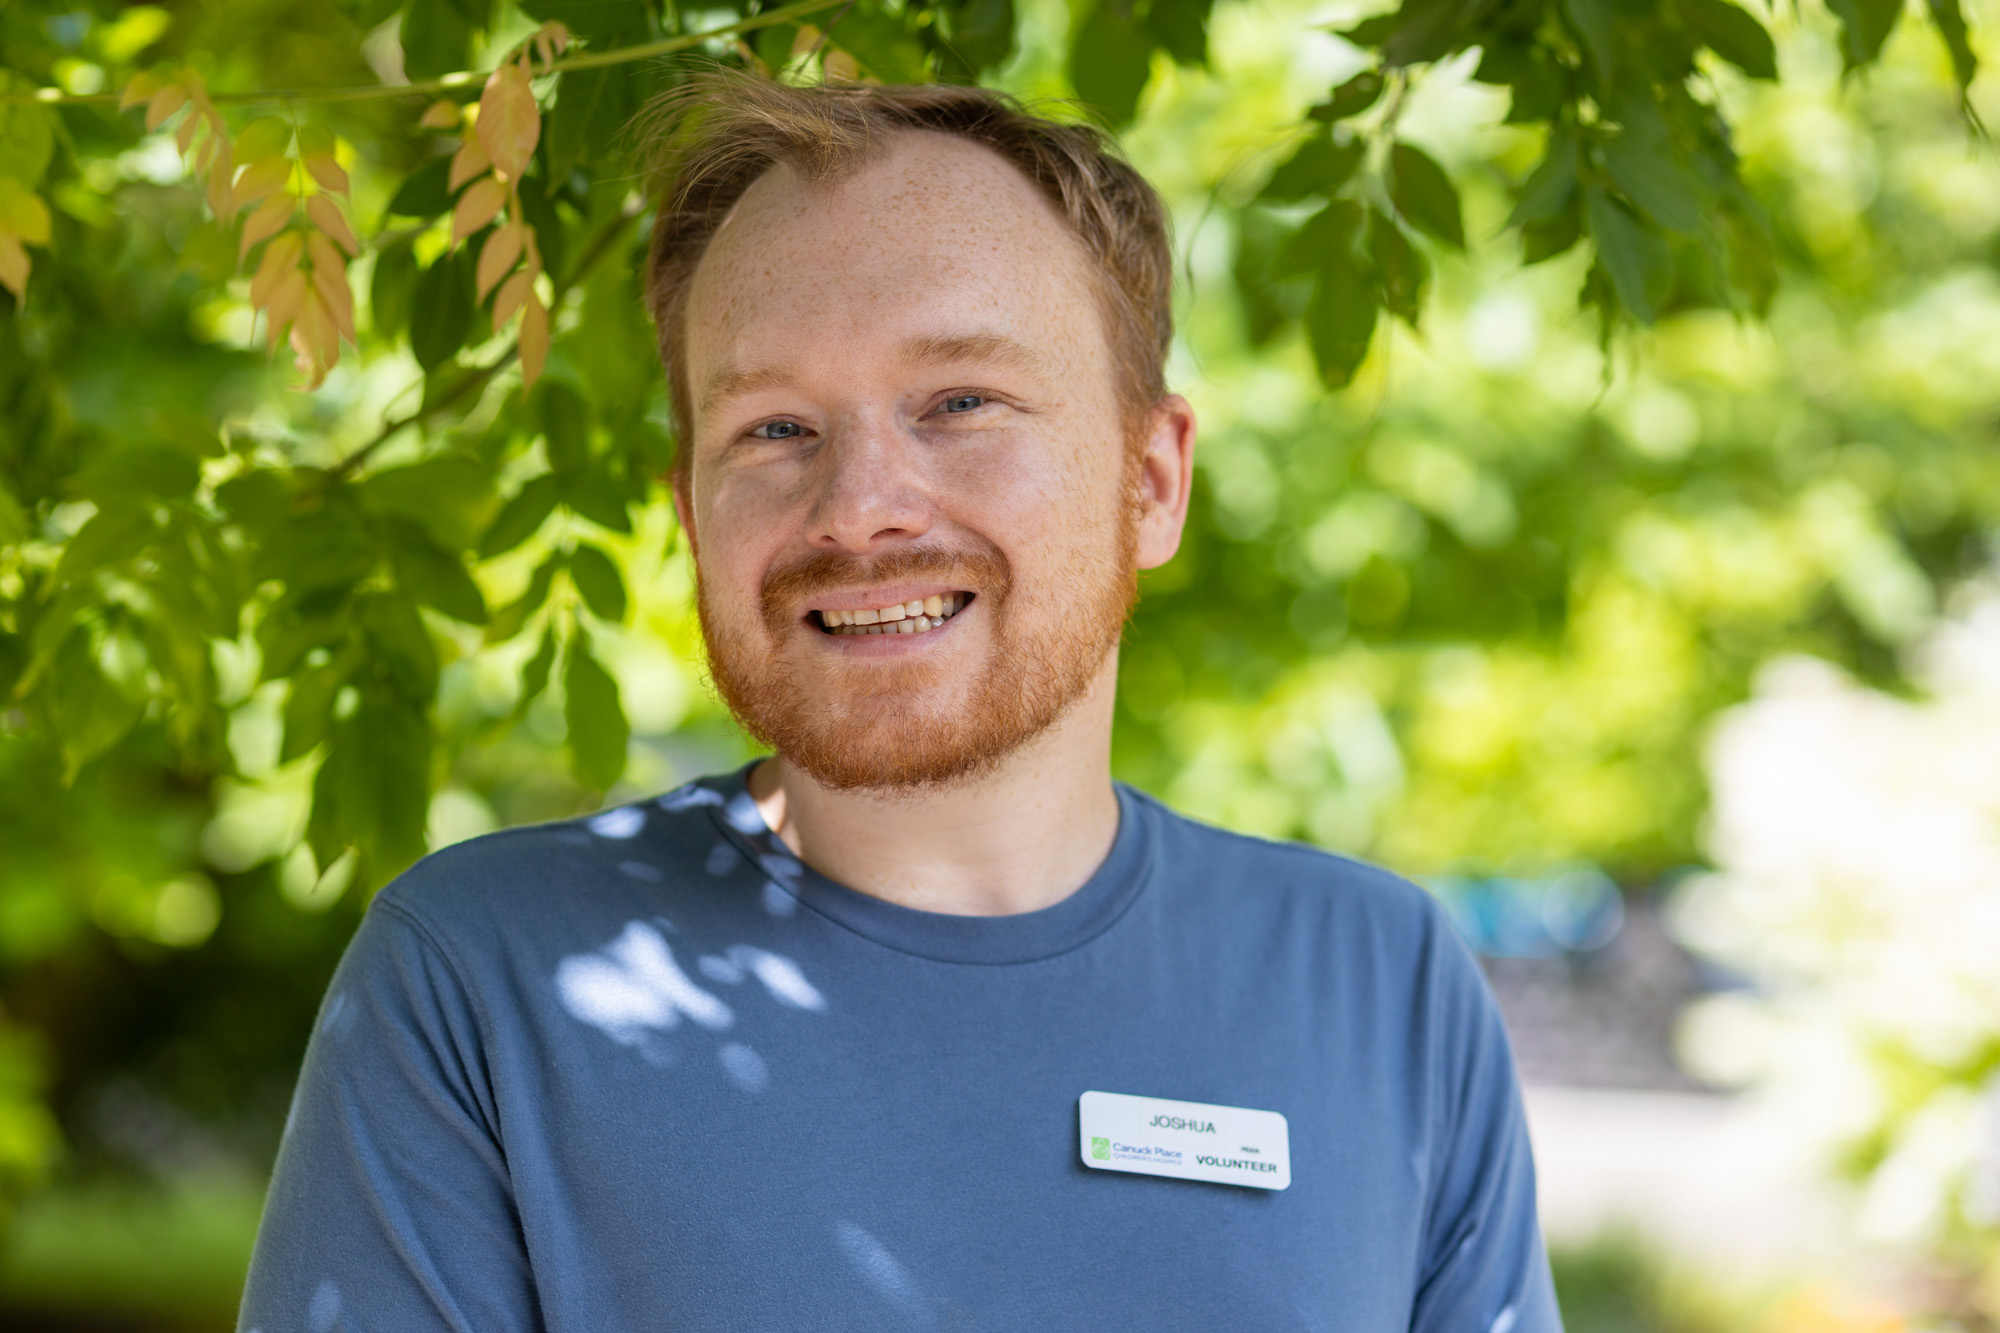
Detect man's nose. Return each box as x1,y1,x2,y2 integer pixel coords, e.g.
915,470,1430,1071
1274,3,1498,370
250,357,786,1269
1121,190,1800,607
806,414,933,553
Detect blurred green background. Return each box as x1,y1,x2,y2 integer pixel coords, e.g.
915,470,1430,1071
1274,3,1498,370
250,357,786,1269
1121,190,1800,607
3,0,1999,1327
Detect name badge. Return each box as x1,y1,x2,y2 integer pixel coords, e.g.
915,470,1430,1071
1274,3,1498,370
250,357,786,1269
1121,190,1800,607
1078,1090,1290,1190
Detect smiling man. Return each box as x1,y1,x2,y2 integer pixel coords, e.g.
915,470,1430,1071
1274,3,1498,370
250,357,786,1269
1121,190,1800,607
240,77,1561,1332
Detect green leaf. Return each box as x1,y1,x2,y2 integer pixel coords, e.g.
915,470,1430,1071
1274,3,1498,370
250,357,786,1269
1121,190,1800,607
1143,0,1215,66
408,247,475,372
1511,130,1579,224
1275,198,1363,278
0,101,55,186
399,0,476,80
386,156,453,219
1368,208,1429,327
545,64,638,188
1679,0,1778,79
1926,0,1977,92
1388,142,1464,249
513,625,557,720
568,543,627,623
370,236,420,338
485,552,563,645
259,505,377,593
1308,70,1384,122
256,596,352,683
386,519,488,625
1522,197,1584,264
281,661,346,764
1599,134,1701,233
479,473,562,558
1233,208,1312,347
1585,186,1673,323
54,504,156,585
1070,0,1158,126
1826,0,1903,68
939,0,1017,74
1562,0,1615,81
1258,131,1365,204
536,379,592,473
562,471,633,535
358,455,496,552
564,627,628,791
832,7,933,83
1305,248,1379,389
1374,0,1477,65
73,446,201,505
50,631,145,781
358,593,440,702
313,692,433,874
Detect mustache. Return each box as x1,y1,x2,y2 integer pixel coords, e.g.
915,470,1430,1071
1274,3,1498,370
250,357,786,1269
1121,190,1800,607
760,543,1011,631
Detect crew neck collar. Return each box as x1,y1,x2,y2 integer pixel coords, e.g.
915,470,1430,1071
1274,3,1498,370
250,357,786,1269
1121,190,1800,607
698,763,1155,965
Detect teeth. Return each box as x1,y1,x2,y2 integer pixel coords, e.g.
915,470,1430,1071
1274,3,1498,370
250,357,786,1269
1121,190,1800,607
819,593,969,636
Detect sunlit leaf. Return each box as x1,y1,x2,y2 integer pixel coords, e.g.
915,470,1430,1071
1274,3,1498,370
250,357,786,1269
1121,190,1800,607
563,626,628,792
568,543,627,623
1388,142,1464,249
477,60,541,181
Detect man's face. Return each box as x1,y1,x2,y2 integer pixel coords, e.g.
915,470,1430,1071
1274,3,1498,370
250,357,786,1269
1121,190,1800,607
676,131,1180,790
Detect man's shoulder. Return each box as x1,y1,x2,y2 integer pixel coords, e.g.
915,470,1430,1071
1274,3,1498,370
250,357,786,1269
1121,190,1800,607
370,775,758,950
1133,787,1455,940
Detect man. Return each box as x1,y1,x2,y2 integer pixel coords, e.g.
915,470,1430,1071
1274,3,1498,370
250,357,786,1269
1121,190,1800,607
241,76,1560,1332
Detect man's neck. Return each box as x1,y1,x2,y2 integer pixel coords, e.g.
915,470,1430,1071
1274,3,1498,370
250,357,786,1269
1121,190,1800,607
747,658,1123,917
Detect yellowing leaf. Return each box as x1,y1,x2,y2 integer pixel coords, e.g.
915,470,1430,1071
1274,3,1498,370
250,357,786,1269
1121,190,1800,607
519,289,548,388
492,269,532,328
145,84,188,131
531,21,572,70
448,137,490,192
451,176,507,245
476,61,539,182
304,154,350,198
202,140,236,218
239,194,291,260
0,181,52,246
304,194,360,256
0,232,29,300
249,231,303,306
263,266,307,349
289,286,340,387
119,72,164,111
476,221,523,303
420,100,462,130
174,109,201,155
306,232,355,341
232,155,291,208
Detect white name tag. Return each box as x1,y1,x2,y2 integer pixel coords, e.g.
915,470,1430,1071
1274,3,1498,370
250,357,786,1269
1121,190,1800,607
1078,1090,1291,1190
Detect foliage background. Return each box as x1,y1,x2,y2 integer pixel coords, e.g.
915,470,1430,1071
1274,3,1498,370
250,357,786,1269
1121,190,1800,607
2,0,1998,1325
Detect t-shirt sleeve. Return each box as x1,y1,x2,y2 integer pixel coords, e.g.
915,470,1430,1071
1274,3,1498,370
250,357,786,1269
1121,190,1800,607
238,895,541,1333
1408,910,1563,1333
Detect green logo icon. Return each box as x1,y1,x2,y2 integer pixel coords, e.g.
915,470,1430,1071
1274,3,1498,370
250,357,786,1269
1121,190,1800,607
1090,1136,1110,1161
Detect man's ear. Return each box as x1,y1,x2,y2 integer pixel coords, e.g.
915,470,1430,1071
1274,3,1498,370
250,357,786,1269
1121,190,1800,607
1133,394,1196,572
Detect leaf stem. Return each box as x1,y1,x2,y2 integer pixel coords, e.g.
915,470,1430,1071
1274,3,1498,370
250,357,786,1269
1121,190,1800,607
6,0,851,107
323,200,642,483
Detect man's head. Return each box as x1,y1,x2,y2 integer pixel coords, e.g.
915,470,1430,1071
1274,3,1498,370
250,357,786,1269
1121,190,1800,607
645,76,1195,792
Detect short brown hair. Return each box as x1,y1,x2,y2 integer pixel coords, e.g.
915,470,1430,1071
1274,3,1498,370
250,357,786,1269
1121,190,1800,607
641,73,1174,466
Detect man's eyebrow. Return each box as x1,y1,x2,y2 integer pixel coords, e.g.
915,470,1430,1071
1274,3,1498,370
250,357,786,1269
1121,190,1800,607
701,365,793,416
899,331,1047,377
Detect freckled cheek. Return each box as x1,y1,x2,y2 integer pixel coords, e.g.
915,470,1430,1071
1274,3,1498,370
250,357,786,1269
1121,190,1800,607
697,469,814,597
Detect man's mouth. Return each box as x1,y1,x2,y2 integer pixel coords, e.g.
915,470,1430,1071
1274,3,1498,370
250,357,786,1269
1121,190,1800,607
813,593,970,636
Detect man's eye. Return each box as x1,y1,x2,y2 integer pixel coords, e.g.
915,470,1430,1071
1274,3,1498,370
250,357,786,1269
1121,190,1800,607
943,394,985,414
752,420,804,439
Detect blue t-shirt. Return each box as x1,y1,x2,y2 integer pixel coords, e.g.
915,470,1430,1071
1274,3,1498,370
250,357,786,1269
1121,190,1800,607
241,768,1560,1332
